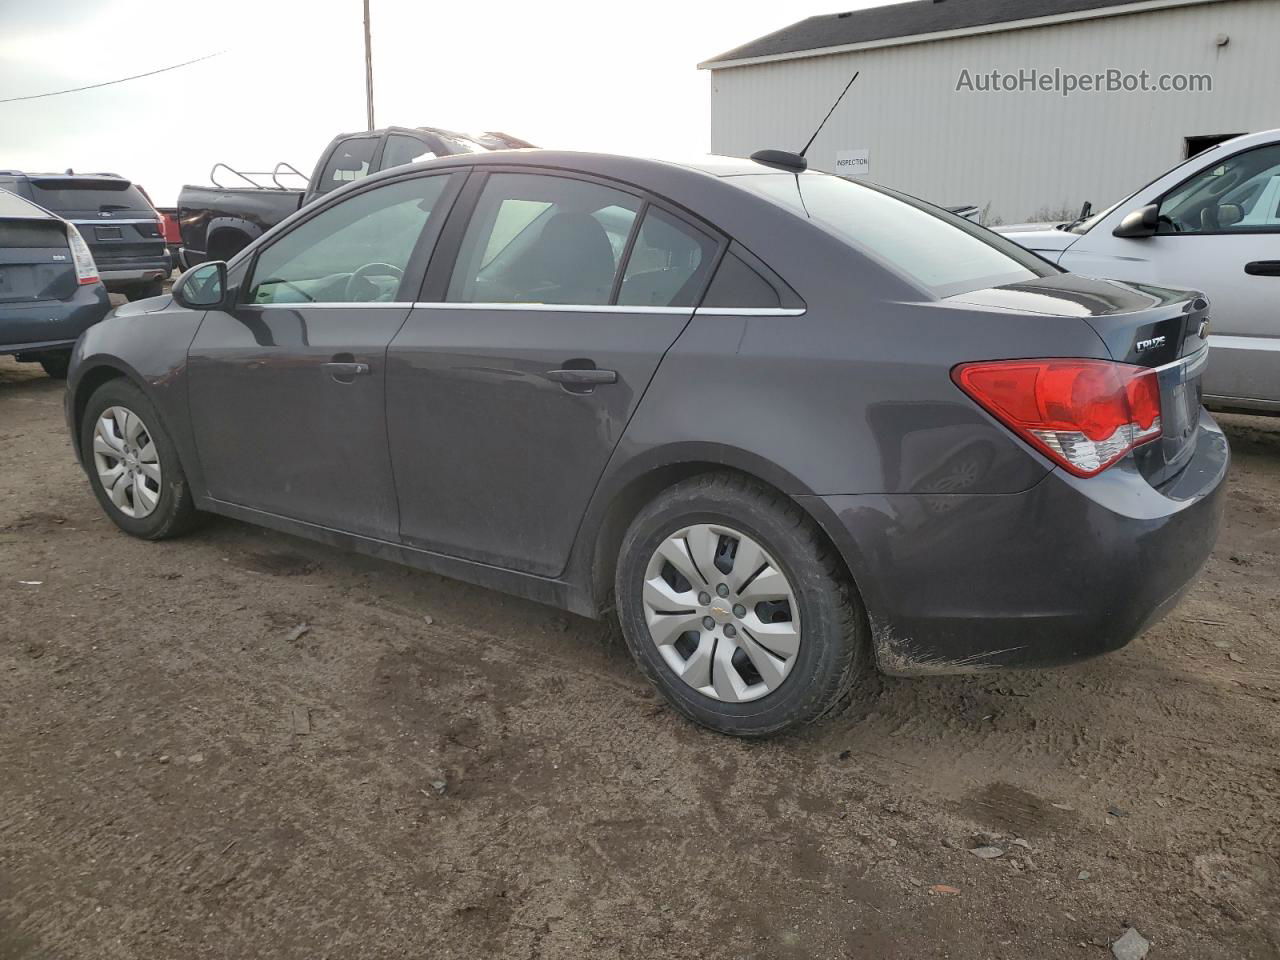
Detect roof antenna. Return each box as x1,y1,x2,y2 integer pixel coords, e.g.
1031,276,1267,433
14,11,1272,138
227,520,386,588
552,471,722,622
750,70,860,173
800,70,859,158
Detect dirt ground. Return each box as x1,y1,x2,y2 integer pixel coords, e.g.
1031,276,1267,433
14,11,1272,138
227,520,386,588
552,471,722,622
1,354,1277,960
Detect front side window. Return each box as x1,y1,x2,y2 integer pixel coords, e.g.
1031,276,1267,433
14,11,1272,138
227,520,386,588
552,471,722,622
248,175,453,304
448,173,640,304
733,173,1055,298
1157,144,1280,233
316,137,379,195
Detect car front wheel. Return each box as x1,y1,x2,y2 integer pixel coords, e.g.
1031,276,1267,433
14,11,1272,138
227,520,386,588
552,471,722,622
615,473,868,737
80,379,199,539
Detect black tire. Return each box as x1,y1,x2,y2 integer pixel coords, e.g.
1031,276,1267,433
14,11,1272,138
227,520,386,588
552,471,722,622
38,353,70,379
615,472,868,737
79,378,200,540
124,280,164,301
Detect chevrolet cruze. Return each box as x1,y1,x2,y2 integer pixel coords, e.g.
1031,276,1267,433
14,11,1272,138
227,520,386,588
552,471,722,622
65,150,1228,736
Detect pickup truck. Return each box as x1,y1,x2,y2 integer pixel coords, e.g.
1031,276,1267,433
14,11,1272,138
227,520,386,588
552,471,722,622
177,126,530,267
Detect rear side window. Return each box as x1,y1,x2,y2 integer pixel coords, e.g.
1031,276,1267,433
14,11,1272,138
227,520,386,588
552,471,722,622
28,181,151,216
733,173,1055,298
316,137,379,194
448,173,641,305
617,207,717,307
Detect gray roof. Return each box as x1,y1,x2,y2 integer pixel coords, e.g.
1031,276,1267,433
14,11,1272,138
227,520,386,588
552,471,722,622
702,0,1163,66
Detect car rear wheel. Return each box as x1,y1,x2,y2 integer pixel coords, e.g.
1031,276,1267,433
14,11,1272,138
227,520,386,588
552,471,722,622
80,379,199,539
615,472,868,737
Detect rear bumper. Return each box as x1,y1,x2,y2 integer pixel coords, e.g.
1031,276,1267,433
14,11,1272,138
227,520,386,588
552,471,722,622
0,283,112,354
805,409,1230,675
99,258,170,289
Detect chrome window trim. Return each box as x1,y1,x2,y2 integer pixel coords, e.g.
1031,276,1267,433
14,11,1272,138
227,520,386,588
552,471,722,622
244,301,806,316
250,302,415,309
411,302,691,314
695,307,806,317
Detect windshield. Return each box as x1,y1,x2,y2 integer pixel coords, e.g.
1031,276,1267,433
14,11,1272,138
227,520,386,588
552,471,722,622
732,173,1055,298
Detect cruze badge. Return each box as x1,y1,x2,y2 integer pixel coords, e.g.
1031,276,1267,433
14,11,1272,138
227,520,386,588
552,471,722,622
1135,335,1167,353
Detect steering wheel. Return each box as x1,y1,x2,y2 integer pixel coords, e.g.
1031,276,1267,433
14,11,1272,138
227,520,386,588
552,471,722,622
345,261,404,301
1157,214,1182,233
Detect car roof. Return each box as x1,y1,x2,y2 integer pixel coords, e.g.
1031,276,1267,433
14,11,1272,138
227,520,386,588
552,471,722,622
404,148,793,183
0,187,58,221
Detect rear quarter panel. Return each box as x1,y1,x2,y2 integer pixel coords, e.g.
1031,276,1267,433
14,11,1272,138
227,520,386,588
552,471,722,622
609,297,1111,501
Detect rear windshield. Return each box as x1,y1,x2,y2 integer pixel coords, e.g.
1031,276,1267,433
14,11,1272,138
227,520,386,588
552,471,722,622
29,180,152,215
732,173,1056,298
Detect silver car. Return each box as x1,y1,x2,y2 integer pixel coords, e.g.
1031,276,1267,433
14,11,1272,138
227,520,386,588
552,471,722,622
1001,129,1280,413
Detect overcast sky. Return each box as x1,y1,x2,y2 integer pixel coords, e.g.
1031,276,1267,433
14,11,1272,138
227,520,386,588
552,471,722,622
0,0,890,205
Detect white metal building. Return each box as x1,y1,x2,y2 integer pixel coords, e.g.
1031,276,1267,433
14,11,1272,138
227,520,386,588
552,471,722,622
701,0,1280,223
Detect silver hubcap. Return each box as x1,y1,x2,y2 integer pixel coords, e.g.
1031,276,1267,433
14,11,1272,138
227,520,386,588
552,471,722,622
92,406,161,519
642,523,801,703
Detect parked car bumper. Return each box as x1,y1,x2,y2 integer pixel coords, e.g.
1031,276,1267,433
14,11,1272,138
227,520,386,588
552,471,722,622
98,258,170,290
804,409,1230,675
0,282,112,356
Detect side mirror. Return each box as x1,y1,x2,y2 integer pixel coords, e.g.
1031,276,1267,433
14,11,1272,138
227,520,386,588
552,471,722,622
172,261,228,309
1112,204,1160,239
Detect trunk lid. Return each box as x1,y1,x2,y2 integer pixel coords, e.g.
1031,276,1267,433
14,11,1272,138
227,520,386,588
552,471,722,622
0,218,76,304
950,273,1210,485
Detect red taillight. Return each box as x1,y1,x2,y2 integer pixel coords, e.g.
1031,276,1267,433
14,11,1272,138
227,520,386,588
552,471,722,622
953,358,1162,477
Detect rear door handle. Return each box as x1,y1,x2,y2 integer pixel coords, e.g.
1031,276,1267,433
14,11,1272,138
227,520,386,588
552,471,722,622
323,361,370,383
545,368,618,387
1245,260,1280,276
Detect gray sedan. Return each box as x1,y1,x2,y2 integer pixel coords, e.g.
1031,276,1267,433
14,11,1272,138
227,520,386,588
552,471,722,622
64,150,1227,736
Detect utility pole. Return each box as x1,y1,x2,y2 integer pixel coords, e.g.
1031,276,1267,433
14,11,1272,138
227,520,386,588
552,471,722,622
363,0,375,130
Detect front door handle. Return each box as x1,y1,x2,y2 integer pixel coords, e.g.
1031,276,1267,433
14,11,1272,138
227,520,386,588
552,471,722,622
1245,260,1280,277
545,367,618,390
323,361,370,383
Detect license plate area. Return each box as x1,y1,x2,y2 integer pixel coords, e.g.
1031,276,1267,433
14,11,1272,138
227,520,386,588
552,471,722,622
95,226,123,240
